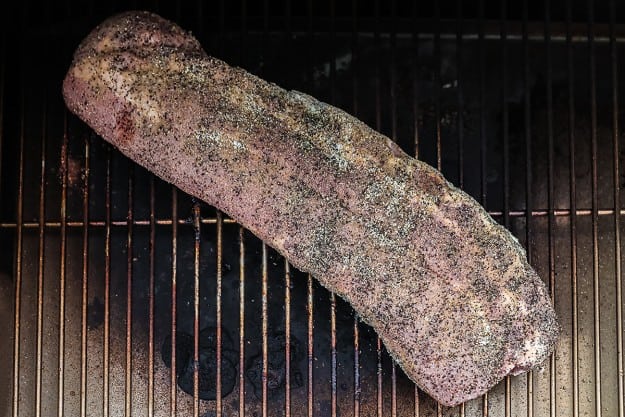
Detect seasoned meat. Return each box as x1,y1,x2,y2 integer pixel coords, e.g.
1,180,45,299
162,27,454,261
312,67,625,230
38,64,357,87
62,11,560,406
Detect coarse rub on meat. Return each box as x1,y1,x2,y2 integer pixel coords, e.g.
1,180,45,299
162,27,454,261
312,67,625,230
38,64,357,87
62,11,560,406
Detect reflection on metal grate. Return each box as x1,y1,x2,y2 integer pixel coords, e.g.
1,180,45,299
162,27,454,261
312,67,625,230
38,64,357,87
1,0,625,416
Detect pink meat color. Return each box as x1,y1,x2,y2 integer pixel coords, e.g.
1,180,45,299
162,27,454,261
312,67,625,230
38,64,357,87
62,11,559,406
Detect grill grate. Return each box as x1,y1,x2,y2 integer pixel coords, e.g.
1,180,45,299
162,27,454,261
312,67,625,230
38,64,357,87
1,1,625,416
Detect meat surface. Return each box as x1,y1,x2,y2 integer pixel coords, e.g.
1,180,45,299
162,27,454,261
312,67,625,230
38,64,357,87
62,11,560,406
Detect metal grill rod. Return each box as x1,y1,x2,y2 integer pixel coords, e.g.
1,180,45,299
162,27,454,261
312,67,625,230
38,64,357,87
238,226,246,417
215,4,225,414
306,273,313,417
283,1,293,416
390,0,399,414
148,173,155,417
261,242,268,417
587,1,602,415
500,2,512,414
522,2,535,417
80,130,90,417
306,1,314,416
124,165,134,417
169,188,178,417
457,2,466,415
412,0,421,162
103,143,111,417
373,1,385,415
566,1,580,415
544,1,558,416
329,1,339,416
433,2,444,416
2,207,623,230
478,3,487,414
34,91,47,417
11,88,25,417
243,23,625,44
261,2,269,416
192,202,200,417
350,3,364,416
456,0,465,192
609,1,625,415
284,260,292,417
216,210,224,417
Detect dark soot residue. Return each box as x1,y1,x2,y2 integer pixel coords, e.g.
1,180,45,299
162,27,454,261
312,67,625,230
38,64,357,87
161,327,238,400
245,332,304,399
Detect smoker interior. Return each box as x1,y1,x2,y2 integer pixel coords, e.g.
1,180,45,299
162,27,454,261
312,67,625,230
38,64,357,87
1,1,624,416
